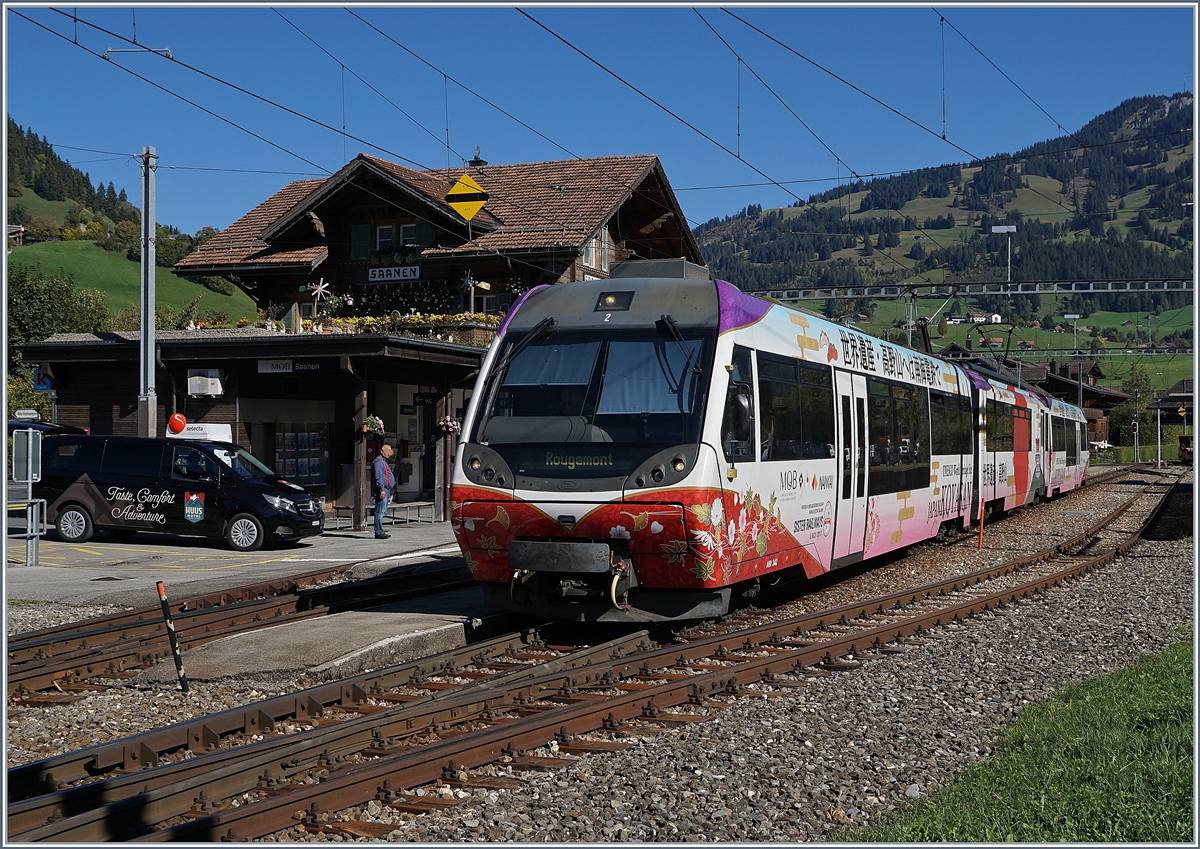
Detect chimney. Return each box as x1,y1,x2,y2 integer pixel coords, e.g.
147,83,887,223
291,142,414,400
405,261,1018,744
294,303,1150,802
468,146,487,167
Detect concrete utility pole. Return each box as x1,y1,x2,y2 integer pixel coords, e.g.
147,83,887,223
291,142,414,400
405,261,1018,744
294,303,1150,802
138,146,158,438
1063,313,1083,409
992,225,1016,282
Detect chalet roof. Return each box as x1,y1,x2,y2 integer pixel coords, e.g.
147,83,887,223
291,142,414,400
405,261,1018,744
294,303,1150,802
1148,378,1193,411
176,152,701,274
175,179,327,273
22,329,486,367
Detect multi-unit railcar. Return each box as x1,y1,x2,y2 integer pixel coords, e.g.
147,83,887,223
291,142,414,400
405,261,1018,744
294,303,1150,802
450,275,1088,622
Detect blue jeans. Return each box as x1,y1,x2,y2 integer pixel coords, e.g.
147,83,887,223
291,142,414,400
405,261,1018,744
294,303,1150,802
373,490,390,536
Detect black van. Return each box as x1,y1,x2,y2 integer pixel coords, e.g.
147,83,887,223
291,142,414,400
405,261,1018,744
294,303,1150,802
35,436,325,551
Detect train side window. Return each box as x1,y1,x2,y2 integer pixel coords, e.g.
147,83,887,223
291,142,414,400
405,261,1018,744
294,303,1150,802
931,393,969,453
986,400,1014,451
721,345,755,462
798,362,835,458
867,377,931,495
1013,407,1032,452
756,351,802,461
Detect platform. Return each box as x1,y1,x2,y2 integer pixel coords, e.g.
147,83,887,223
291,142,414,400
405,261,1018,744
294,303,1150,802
139,585,502,684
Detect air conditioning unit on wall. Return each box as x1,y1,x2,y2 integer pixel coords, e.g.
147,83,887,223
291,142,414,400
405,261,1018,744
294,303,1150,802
187,368,225,396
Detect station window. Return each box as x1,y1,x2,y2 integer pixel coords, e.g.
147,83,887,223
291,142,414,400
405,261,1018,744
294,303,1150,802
398,223,418,246
350,224,370,260
376,225,394,253
581,227,610,271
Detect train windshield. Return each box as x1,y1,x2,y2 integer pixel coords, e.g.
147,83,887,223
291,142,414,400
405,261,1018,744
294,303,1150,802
474,328,711,478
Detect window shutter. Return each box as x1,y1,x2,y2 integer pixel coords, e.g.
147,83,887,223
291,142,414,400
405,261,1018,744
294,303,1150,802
415,221,436,246
350,224,370,260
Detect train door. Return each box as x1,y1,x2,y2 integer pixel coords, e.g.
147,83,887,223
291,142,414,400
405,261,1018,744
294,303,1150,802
833,370,869,562
970,384,982,521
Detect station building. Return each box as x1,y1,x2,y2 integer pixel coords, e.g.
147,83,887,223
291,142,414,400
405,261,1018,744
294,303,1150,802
23,152,706,517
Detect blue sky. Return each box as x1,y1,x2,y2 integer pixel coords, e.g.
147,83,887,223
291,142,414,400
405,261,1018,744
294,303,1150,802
5,3,1195,236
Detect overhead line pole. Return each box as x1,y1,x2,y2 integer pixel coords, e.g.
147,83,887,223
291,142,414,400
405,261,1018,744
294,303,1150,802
138,146,157,439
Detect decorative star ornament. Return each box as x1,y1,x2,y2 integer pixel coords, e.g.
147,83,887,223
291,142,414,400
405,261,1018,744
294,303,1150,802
310,278,330,302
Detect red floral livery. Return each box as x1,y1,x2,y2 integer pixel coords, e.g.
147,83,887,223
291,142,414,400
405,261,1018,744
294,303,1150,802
451,484,824,590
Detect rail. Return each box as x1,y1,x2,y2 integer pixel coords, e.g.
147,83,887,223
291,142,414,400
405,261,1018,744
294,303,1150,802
5,471,1180,841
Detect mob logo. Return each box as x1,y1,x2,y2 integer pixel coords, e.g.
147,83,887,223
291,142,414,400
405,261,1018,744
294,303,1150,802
184,492,205,524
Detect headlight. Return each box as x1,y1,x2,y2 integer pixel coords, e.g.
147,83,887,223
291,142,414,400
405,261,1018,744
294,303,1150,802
263,494,298,514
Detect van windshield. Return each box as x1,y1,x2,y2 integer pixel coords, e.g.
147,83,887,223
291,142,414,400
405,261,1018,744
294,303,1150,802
211,445,276,479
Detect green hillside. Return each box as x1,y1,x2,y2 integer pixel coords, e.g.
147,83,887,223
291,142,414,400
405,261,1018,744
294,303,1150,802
7,241,258,319
698,93,1194,302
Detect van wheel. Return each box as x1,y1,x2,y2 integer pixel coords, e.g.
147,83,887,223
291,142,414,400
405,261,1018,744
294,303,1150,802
226,514,264,552
57,504,94,543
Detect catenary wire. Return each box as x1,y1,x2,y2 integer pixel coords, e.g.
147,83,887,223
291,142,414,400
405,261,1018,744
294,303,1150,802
15,10,655,280
695,8,949,280
932,8,1067,137
10,13,568,284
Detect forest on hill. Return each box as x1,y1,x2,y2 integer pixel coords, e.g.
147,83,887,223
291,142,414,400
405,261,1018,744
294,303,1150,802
694,93,1194,319
7,116,218,274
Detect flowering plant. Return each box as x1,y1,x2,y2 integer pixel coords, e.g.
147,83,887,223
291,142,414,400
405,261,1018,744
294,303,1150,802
363,415,385,435
437,415,461,434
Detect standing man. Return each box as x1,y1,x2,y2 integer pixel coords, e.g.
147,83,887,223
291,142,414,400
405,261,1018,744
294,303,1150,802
372,443,395,540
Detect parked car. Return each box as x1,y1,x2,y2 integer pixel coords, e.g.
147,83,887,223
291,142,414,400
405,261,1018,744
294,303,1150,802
34,435,324,551
7,421,88,436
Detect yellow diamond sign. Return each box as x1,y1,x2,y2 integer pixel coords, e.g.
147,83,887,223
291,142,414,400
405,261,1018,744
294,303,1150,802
445,173,488,222
1179,407,1187,417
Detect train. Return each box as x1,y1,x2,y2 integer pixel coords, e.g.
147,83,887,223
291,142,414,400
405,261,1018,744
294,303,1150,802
449,274,1089,622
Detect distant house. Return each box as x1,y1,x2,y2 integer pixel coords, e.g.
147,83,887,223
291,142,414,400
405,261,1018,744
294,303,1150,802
1017,340,1036,350
966,311,1002,324
1120,319,1134,327
7,224,25,246
986,337,1004,347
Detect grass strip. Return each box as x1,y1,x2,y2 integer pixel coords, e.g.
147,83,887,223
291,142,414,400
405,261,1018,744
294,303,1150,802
847,637,1194,842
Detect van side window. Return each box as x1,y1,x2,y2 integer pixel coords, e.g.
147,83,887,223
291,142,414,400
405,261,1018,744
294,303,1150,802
49,440,103,473
172,447,217,482
101,441,165,478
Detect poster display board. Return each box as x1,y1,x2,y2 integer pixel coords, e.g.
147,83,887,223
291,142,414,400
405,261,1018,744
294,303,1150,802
274,422,330,485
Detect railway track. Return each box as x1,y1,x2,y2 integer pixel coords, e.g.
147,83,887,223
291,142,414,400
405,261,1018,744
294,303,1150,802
9,466,1134,700
6,468,1180,842
6,546,470,698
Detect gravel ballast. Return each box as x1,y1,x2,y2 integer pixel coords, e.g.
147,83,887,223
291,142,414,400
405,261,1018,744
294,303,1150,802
5,471,1193,841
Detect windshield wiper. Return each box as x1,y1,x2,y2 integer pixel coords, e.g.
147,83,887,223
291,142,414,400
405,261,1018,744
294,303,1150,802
493,317,556,377
658,313,702,375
